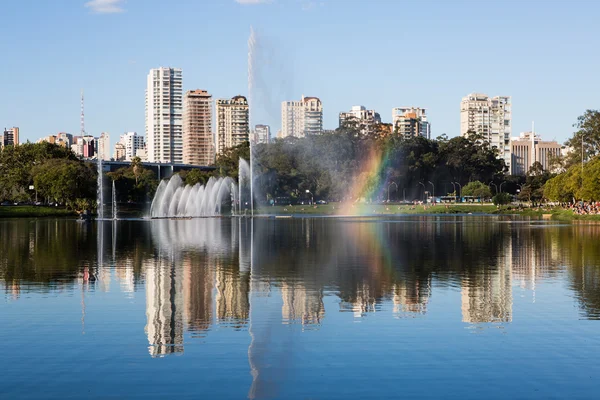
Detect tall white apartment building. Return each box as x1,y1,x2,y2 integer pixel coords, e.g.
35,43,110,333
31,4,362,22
145,67,183,163
120,132,145,161
460,93,511,166
215,96,249,156
281,96,323,138
98,132,111,161
392,107,430,138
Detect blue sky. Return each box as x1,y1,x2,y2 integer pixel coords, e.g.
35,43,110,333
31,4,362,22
1,0,599,150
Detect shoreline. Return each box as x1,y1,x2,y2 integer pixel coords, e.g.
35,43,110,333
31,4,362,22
2,203,600,222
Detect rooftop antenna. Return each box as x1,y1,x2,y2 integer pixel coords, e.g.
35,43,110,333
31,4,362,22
81,89,85,136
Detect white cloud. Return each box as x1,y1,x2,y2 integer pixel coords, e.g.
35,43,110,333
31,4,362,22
85,0,125,14
235,0,272,4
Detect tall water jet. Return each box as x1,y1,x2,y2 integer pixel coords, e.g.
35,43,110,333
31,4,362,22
239,158,251,215
149,174,238,218
97,157,104,220
112,180,117,220
248,27,255,216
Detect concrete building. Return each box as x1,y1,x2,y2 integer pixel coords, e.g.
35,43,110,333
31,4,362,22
254,124,270,144
37,132,73,148
281,96,323,138
183,89,214,166
119,132,145,161
460,93,511,167
1,127,19,149
98,132,110,161
114,142,126,161
71,136,84,157
215,95,249,156
82,135,96,159
510,131,562,175
392,107,430,138
145,67,183,163
339,106,381,134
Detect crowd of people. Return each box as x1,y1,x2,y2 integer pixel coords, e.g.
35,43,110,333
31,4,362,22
565,201,600,215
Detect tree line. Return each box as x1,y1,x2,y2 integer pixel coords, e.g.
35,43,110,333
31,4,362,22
2,109,599,210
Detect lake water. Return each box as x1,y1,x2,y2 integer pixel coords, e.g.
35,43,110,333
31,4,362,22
1,216,600,399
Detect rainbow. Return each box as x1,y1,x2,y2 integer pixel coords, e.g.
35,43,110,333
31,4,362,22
339,144,395,215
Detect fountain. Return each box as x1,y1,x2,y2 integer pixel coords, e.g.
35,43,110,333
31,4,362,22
97,157,104,220
112,180,117,220
239,158,251,215
150,174,238,218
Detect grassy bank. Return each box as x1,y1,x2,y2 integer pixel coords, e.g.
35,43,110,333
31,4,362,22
0,206,76,218
257,203,500,216
257,203,600,221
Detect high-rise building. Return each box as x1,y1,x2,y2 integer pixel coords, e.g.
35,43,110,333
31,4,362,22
339,106,381,134
114,142,126,161
254,124,270,144
119,132,145,161
37,132,73,148
71,136,84,157
281,96,323,138
82,135,96,159
98,132,110,161
215,95,249,156
460,93,511,166
145,67,183,164
392,107,430,138
510,131,562,175
183,89,214,166
1,127,19,149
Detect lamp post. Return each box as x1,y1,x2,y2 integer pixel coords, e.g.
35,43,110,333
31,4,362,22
454,182,461,202
387,182,398,202
489,181,498,195
305,189,313,205
499,181,507,193
427,181,435,202
417,182,426,203
450,182,456,203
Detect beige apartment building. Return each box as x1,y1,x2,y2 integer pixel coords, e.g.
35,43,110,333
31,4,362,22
460,93,511,168
215,96,249,156
511,131,562,175
392,107,430,138
183,90,214,166
281,96,323,138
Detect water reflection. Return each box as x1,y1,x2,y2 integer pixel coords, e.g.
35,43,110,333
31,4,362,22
3,217,600,337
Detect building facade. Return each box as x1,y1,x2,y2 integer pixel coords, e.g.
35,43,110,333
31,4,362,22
254,124,270,144
215,96,249,156
339,106,381,134
1,127,19,149
183,89,214,166
392,107,430,138
281,96,323,138
98,132,110,161
510,131,562,175
114,142,126,161
145,67,183,163
119,132,145,161
460,93,511,167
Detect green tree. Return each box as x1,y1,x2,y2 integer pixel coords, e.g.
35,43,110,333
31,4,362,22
32,159,96,208
492,192,512,205
462,181,492,199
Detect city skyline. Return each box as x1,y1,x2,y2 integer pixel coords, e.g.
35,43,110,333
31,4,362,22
1,0,599,151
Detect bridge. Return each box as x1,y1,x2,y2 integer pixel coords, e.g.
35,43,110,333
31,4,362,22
88,160,215,180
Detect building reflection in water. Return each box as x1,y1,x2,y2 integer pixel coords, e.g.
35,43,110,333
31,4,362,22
7,217,600,362
145,257,184,357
